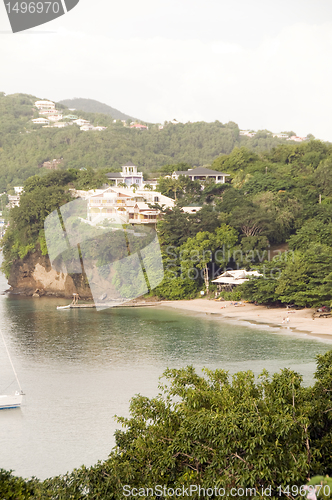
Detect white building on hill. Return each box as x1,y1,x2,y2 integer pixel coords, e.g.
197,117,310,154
73,119,90,126
32,118,50,125
172,166,230,184
48,114,63,122
86,186,174,226
35,100,55,110
106,162,144,188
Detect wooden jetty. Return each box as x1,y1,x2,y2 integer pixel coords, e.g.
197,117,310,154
57,301,161,310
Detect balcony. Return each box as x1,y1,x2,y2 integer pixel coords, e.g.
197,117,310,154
129,218,157,224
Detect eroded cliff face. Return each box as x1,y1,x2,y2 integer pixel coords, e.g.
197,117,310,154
7,248,93,299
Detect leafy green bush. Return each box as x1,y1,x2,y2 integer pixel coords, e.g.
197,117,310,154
220,289,242,301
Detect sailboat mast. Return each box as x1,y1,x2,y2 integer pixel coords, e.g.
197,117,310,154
0,328,22,393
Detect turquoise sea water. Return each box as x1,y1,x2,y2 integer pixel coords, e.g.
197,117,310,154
0,270,331,480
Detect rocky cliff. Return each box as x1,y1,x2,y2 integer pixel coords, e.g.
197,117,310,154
7,247,93,299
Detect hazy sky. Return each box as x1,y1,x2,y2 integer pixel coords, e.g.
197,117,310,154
1,0,332,139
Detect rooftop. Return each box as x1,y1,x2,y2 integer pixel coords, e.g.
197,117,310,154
175,167,230,176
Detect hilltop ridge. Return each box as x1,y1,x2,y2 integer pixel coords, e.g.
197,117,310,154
58,97,136,121
0,92,323,193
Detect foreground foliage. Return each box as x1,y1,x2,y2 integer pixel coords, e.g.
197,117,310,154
2,351,332,499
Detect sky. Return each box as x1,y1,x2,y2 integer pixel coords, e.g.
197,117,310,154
1,0,332,140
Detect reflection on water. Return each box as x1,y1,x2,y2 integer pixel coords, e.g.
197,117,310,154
0,273,331,479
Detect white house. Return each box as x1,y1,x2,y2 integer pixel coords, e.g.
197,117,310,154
73,119,90,126
172,167,230,184
272,133,289,139
34,100,55,110
7,187,24,208
181,206,202,214
53,122,68,128
48,114,63,122
80,125,95,131
239,130,256,137
130,123,148,130
287,136,306,142
212,270,262,286
39,109,60,116
32,118,50,125
8,194,20,208
106,162,144,188
86,186,174,225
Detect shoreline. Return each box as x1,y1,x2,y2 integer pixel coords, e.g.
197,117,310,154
158,299,332,338
6,291,332,339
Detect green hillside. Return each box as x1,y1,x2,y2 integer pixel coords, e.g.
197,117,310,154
0,92,316,192
58,97,135,121
3,92,332,310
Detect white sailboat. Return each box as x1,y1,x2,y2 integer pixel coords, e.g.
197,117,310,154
0,328,23,410
0,392,23,410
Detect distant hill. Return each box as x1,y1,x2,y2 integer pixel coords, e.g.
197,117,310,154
58,98,136,121
0,92,317,193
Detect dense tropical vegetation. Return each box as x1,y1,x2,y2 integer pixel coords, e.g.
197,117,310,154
0,93,302,193
2,97,332,308
153,140,332,308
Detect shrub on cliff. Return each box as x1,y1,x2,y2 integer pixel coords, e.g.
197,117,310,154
1,169,108,278
1,185,72,277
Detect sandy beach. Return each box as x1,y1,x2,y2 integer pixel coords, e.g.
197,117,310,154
160,299,332,337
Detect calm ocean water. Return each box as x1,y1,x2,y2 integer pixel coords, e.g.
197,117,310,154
0,269,331,480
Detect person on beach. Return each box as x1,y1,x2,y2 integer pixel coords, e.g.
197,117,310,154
72,293,80,305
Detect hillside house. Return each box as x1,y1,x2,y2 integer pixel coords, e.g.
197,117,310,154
86,186,174,226
7,186,24,208
53,122,69,128
8,194,21,208
128,202,159,224
48,114,63,122
42,159,63,170
32,118,50,125
172,166,230,184
39,109,60,116
130,124,148,130
239,130,256,137
287,136,306,142
106,162,144,188
181,206,202,214
272,133,289,139
80,125,95,131
34,100,55,110
73,119,90,126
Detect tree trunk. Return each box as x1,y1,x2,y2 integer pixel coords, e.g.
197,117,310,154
203,264,209,293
